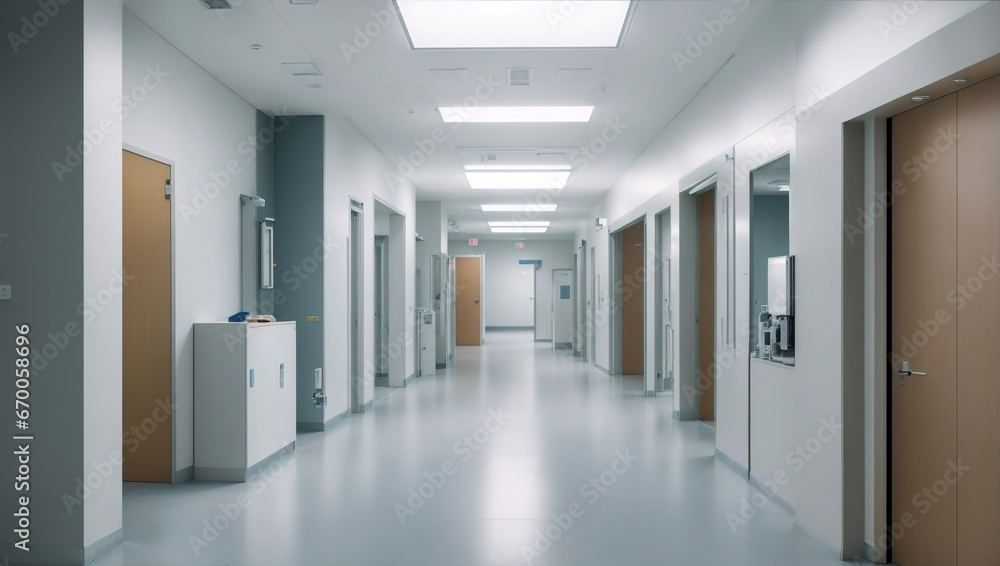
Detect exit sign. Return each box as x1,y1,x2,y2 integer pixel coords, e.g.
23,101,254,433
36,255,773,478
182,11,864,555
469,239,479,246
515,242,525,249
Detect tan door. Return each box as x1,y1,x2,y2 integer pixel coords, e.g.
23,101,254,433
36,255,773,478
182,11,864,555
954,75,999,566
621,222,645,375
122,150,172,483
455,256,482,346
890,77,1000,566
698,190,715,421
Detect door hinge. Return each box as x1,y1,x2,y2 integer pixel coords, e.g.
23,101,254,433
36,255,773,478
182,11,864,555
164,179,172,199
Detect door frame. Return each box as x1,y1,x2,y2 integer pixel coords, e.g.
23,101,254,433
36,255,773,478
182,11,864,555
374,235,387,379
589,246,597,364
454,254,486,345
122,144,179,482
348,200,365,413
655,207,672,392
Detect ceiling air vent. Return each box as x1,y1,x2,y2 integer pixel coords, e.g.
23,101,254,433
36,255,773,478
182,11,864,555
199,0,232,9
507,68,533,87
282,61,327,88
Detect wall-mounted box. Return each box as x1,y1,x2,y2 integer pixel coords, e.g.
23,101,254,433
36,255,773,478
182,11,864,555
194,321,296,481
767,255,794,316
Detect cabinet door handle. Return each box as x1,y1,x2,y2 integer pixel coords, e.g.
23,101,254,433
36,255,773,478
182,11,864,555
280,363,285,389
249,368,255,389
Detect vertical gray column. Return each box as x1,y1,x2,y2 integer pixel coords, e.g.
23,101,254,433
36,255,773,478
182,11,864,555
1,0,124,564
273,116,327,430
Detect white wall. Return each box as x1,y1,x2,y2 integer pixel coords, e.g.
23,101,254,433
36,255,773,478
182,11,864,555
123,10,259,475
448,239,575,339
574,0,999,557
322,117,416,417
84,0,125,546
415,201,447,309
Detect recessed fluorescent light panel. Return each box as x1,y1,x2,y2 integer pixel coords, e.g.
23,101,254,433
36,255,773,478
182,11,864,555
395,1,631,49
488,221,551,228
467,171,570,190
491,227,548,234
465,165,570,171
481,204,558,212
440,106,593,124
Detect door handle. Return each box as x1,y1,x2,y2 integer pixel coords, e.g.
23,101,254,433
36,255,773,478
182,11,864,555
897,361,928,385
474,298,480,303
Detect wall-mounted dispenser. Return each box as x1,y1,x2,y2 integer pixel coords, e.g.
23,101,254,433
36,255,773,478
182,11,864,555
260,217,275,290
312,368,327,407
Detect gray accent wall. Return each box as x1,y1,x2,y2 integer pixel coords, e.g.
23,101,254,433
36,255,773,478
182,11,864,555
273,116,326,428
1,0,124,561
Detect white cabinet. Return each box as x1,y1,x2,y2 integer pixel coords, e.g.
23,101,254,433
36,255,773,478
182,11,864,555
194,321,296,481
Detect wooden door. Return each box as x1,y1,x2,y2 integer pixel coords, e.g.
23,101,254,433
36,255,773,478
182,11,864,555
122,150,172,482
621,222,645,375
955,75,1000,565
698,190,716,421
889,80,1000,565
455,256,482,346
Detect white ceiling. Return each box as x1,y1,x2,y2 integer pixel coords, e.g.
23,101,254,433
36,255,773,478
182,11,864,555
124,0,776,239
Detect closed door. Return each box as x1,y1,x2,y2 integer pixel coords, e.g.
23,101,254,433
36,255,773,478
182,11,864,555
455,256,482,346
698,190,716,421
890,77,999,566
122,150,172,483
552,269,574,347
621,222,645,375
246,326,277,467
276,325,296,448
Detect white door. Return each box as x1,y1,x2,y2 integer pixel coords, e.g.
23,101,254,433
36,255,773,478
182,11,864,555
247,325,277,466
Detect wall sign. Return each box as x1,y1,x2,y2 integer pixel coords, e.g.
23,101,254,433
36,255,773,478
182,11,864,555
518,259,541,265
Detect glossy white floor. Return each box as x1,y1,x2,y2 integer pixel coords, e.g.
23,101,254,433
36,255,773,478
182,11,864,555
94,331,849,566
